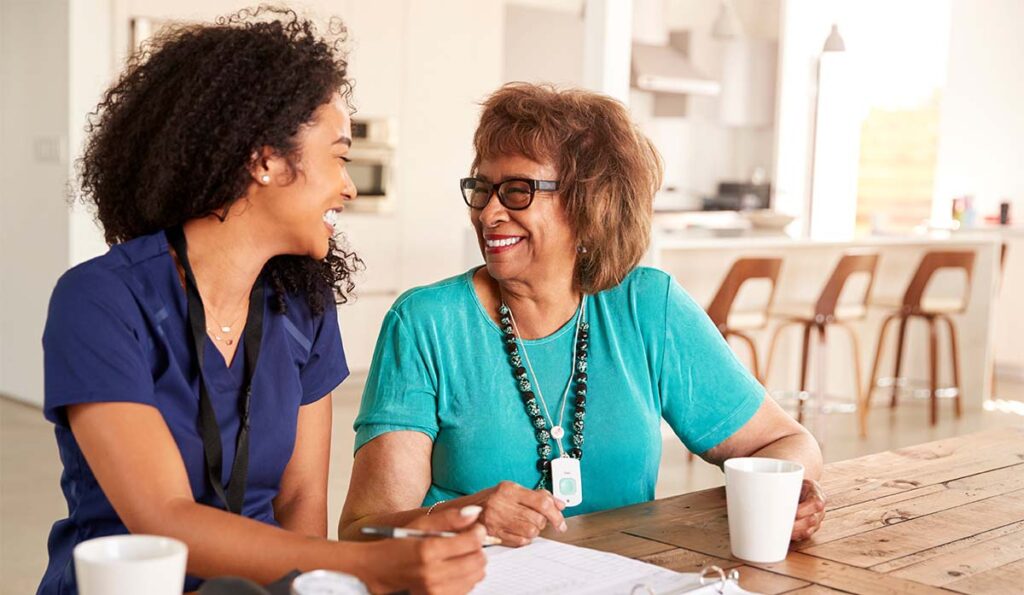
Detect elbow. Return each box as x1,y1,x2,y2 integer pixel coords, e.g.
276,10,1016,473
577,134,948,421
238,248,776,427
120,496,194,536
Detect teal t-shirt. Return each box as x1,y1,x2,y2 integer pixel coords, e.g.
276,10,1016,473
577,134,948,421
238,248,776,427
354,266,764,516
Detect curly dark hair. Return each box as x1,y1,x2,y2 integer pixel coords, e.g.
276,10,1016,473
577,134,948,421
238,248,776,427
78,5,362,315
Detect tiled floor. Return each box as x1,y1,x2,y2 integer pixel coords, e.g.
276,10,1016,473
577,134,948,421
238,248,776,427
3,377,1022,593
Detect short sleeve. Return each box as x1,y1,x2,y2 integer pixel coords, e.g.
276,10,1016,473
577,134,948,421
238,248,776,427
658,276,765,454
43,267,157,427
299,302,349,405
353,308,439,453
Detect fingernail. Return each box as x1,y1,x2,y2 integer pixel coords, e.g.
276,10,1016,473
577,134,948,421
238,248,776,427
460,505,483,518
559,522,567,532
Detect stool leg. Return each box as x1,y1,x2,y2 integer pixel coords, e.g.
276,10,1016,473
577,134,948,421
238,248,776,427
838,321,866,438
866,314,898,433
928,316,939,426
941,315,963,418
815,324,829,447
798,322,813,424
765,320,801,388
891,316,909,408
733,331,762,384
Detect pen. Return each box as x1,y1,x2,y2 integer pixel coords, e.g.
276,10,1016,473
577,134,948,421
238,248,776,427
361,526,503,546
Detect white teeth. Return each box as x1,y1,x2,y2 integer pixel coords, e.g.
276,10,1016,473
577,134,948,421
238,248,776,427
486,237,522,248
323,209,339,228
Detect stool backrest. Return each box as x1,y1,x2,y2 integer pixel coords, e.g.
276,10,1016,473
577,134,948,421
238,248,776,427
707,257,782,331
815,252,880,319
902,250,975,311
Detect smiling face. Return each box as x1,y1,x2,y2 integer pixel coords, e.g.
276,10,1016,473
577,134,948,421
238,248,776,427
254,93,357,260
470,154,576,287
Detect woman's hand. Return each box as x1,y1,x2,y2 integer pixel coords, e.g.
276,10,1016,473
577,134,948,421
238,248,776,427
791,479,826,542
468,481,567,546
358,506,488,595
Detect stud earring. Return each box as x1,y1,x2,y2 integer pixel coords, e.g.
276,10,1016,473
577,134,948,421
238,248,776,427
260,174,271,184
576,243,588,254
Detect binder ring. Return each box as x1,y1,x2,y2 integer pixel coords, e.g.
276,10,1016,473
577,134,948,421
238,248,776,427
699,565,740,594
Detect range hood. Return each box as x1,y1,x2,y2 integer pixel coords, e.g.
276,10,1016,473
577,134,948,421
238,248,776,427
630,0,720,97
631,41,720,96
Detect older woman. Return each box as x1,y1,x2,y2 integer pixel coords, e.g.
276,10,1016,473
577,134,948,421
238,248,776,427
340,83,825,547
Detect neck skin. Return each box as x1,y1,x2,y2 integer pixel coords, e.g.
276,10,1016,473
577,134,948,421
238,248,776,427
478,268,581,340
177,200,278,316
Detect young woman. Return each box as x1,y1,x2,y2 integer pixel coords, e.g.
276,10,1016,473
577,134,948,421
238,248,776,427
39,8,484,594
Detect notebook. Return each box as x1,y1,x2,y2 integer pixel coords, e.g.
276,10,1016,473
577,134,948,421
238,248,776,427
472,538,758,595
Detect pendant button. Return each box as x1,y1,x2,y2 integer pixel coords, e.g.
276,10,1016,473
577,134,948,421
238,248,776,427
550,426,565,440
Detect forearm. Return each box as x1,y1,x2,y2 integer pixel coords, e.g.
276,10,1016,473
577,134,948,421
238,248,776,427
339,506,428,540
339,493,481,540
750,431,823,480
143,498,369,585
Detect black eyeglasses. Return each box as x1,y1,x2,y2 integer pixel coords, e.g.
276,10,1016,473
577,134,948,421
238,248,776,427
459,177,559,210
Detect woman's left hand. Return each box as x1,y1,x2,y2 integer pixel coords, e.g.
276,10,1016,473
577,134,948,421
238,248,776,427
791,479,826,541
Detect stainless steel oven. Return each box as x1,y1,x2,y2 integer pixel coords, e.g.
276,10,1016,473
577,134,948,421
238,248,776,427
347,117,396,213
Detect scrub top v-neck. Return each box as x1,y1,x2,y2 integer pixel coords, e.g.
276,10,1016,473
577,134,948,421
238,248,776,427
38,230,349,595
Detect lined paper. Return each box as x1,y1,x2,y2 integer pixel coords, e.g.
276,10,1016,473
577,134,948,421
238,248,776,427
472,538,756,595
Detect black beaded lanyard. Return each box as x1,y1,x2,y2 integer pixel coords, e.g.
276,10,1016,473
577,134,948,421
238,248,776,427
499,300,589,490
166,226,265,514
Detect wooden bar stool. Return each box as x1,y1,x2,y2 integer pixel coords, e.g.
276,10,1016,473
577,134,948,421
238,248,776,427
706,257,783,383
686,257,781,463
765,252,880,437
864,250,975,430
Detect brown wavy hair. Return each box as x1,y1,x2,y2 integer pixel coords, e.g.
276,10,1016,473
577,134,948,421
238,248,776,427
468,82,659,292
471,83,663,293
77,5,362,315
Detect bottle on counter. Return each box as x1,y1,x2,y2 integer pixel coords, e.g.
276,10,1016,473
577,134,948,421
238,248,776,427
962,195,977,228
951,196,965,225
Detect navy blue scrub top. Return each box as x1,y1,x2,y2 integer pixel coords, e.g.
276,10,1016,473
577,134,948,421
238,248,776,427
38,230,349,595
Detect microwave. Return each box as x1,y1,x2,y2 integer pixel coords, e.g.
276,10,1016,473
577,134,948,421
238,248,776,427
347,117,396,213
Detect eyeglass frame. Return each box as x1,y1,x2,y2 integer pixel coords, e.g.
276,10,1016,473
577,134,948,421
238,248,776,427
459,177,560,211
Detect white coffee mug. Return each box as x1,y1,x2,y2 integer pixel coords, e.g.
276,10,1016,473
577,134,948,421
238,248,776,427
724,457,804,563
73,534,188,595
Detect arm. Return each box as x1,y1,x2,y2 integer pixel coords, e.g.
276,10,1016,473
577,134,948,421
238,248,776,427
273,394,332,538
339,431,566,546
701,396,821,479
69,402,485,591
339,430,435,539
701,396,826,541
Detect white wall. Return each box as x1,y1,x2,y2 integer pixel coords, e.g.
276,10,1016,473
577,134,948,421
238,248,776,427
504,4,584,87
68,0,114,266
933,0,1024,221
0,0,71,405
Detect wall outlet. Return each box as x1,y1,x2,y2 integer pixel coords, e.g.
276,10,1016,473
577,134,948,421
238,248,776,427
33,136,66,164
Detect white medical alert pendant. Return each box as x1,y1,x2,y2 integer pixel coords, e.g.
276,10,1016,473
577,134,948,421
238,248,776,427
550,426,565,440
551,456,583,508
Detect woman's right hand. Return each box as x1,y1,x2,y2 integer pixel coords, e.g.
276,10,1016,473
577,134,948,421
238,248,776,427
469,481,567,546
356,506,488,595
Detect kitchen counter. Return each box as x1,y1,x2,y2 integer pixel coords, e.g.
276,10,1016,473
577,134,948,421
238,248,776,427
651,230,1002,252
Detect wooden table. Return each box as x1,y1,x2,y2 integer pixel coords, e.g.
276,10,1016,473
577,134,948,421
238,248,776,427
545,427,1024,594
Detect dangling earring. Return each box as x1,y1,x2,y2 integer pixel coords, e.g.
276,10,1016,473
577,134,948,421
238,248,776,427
260,174,271,184
576,243,588,254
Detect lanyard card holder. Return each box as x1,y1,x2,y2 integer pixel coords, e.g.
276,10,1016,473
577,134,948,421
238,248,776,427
631,566,744,595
